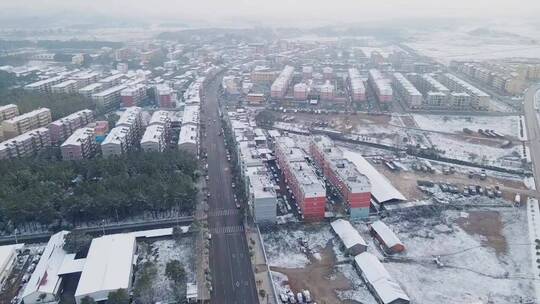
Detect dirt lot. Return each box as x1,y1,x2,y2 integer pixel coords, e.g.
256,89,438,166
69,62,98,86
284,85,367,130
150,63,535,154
374,162,527,202
456,210,507,255
271,245,361,304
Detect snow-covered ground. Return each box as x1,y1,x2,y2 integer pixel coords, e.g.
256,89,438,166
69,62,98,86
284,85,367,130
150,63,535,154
262,224,333,268
380,207,534,304
413,114,520,137
135,237,195,303
428,133,522,167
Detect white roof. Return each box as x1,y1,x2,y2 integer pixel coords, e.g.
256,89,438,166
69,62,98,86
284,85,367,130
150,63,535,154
61,127,94,147
22,231,69,299
4,108,50,124
92,84,126,98
342,149,406,203
370,221,403,249
354,252,410,304
0,244,23,271
331,219,366,249
75,234,136,300
178,124,198,145
101,126,130,145
141,124,165,143
58,254,86,275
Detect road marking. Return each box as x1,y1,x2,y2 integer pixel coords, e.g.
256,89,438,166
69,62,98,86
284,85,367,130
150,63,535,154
208,209,239,217
210,225,244,234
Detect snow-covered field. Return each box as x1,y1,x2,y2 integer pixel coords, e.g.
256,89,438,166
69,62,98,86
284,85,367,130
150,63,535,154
413,114,520,137
262,224,333,268
380,207,534,304
135,237,195,303
428,133,522,167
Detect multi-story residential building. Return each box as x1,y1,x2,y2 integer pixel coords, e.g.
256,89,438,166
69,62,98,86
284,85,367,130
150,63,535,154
48,109,95,145
320,81,335,101
60,127,97,160
368,69,392,103
92,84,127,110
98,74,126,89
78,83,104,98
121,84,147,107
275,137,326,221
116,107,143,146
24,76,64,93
246,167,278,223
51,80,79,94
270,65,294,99
392,73,422,108
293,83,309,100
101,126,131,157
310,136,371,218
251,66,277,83
141,124,167,152
1,108,52,139
0,127,51,160
0,104,19,139
348,68,366,103
70,71,100,87
439,73,489,110
449,92,472,110
0,104,19,121
156,85,176,108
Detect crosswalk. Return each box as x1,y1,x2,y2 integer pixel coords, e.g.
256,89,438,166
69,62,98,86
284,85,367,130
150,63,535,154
210,225,244,234
208,209,239,217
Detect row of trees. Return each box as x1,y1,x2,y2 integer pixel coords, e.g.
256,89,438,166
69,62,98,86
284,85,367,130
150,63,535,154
0,151,198,232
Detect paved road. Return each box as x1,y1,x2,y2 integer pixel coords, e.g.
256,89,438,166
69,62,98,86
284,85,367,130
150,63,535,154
523,83,540,190
202,78,260,304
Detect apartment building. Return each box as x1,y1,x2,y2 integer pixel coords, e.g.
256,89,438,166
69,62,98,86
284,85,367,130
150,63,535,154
368,69,392,103
101,126,131,157
48,109,94,145
78,83,104,98
98,74,126,88
0,104,19,139
270,65,294,99
392,73,422,108
92,84,127,110
121,84,147,107
439,73,489,110
0,104,19,122
116,107,143,146
156,85,176,108
60,127,97,160
51,79,79,94
24,76,65,93
1,108,52,139
310,135,371,218
141,124,167,152
348,68,366,103
0,127,51,160
275,136,326,221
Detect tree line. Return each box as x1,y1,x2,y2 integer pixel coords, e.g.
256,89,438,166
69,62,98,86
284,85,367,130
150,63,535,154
0,151,198,233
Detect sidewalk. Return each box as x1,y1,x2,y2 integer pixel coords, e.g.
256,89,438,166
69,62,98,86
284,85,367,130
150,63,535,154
245,225,278,304
195,179,211,302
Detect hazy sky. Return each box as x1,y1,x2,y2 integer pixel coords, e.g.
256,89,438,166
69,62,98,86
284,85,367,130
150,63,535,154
1,0,539,26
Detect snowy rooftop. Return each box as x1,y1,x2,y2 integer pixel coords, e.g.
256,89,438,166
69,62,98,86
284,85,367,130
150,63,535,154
75,234,136,300
22,231,69,299
101,126,130,146
354,252,410,304
393,73,421,96
61,127,94,147
116,107,141,128
342,149,406,203
4,108,50,123
25,76,64,88
141,124,165,144
182,105,200,126
52,79,78,88
178,124,198,145
0,244,23,271
92,84,127,97
370,221,403,249
331,219,367,250
79,82,103,92
98,73,125,84
422,74,449,92
148,110,172,126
